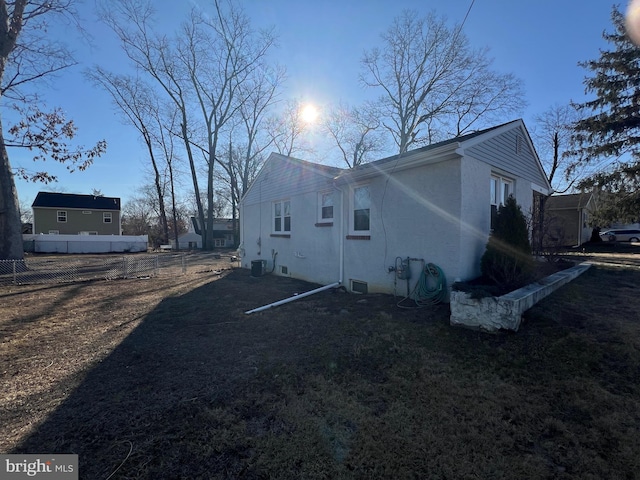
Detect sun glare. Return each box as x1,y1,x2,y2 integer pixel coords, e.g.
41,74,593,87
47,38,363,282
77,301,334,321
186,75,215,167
301,104,319,123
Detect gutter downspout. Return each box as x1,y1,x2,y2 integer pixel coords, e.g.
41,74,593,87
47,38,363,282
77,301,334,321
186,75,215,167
245,282,341,314
335,183,344,286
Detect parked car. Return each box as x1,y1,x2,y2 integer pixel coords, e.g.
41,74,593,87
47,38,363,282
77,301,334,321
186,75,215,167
599,229,640,242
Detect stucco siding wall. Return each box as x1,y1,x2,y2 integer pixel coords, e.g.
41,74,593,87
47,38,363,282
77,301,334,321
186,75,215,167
241,176,341,286
341,159,463,294
458,157,492,281
459,155,537,281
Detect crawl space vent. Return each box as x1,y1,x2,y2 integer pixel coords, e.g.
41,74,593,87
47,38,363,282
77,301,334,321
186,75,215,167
351,280,368,294
280,265,288,275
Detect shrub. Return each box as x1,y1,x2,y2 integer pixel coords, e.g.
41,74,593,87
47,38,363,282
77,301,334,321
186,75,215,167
480,196,534,290
589,227,603,243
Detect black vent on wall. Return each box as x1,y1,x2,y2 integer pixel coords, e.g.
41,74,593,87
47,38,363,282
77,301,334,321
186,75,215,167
351,280,368,294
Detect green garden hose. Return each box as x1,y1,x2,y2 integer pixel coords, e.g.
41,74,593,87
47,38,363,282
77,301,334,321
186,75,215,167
398,262,447,308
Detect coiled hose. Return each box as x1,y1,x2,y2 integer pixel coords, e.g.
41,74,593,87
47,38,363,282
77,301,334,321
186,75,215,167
397,262,447,308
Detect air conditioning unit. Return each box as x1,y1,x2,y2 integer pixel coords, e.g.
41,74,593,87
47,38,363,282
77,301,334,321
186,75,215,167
251,259,267,277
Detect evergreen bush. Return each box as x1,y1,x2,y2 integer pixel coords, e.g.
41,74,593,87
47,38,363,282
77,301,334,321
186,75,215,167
480,196,534,290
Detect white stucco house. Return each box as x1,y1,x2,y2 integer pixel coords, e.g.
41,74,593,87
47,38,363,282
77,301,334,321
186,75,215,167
239,119,552,297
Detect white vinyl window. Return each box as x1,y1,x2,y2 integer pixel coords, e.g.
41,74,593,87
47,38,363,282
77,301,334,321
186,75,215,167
273,200,291,233
490,175,513,206
490,175,514,229
57,211,67,223
318,192,334,223
103,212,112,223
352,185,371,233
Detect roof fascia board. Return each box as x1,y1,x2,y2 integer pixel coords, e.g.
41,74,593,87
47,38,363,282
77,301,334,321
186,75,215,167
531,183,549,195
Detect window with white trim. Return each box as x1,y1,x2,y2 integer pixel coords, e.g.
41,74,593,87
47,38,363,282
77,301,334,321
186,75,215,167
273,200,291,233
103,212,112,223
353,185,371,233
491,175,513,206
318,192,334,223
57,211,67,223
490,175,514,229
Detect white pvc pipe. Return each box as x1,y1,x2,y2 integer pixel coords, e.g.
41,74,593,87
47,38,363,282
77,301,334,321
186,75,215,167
244,282,341,314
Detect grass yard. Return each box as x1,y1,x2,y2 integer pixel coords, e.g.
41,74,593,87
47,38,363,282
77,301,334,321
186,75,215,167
1,260,640,479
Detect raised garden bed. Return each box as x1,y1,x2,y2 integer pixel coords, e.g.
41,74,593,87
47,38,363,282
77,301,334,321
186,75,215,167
450,262,592,332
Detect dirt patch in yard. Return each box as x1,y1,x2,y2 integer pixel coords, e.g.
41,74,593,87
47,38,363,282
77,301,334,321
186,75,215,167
2,263,640,479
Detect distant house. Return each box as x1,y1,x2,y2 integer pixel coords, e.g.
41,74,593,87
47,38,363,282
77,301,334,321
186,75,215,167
544,193,595,246
32,192,121,236
172,217,237,249
240,119,552,295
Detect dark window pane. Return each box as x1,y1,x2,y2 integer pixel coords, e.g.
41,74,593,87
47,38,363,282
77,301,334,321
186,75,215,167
275,218,281,231
354,209,370,231
322,206,333,219
490,204,497,230
284,216,291,231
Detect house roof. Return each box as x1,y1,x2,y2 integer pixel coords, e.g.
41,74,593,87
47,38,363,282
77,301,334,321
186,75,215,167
334,119,551,189
348,120,516,174
270,153,344,178
32,192,121,210
242,119,552,203
546,193,593,210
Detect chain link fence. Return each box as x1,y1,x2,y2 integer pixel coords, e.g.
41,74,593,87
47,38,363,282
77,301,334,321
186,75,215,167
0,253,238,286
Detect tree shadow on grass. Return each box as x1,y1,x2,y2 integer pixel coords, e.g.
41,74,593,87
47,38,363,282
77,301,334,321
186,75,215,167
10,270,371,479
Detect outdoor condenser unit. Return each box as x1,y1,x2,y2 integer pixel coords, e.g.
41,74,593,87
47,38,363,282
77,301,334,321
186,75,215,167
251,259,267,277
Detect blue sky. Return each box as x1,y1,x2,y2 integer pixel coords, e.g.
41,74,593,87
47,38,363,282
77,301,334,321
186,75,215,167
12,0,615,207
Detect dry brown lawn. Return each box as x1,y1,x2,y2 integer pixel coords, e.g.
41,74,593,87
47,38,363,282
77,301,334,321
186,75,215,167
1,253,640,479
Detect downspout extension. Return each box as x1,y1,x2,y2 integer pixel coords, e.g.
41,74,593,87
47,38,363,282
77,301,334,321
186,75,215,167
245,282,341,314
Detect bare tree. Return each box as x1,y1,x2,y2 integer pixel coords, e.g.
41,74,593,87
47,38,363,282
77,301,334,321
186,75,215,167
177,2,277,249
532,104,583,193
215,64,284,243
0,0,106,260
323,102,385,168
101,0,208,249
88,69,174,244
103,0,277,250
360,10,524,154
266,99,316,157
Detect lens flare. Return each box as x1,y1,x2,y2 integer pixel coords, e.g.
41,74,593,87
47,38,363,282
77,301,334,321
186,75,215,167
301,104,318,123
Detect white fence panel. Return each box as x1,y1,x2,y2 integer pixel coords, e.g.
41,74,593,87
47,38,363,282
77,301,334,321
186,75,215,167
23,234,148,254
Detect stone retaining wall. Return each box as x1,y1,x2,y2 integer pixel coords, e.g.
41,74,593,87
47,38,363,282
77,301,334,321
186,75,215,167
449,263,592,332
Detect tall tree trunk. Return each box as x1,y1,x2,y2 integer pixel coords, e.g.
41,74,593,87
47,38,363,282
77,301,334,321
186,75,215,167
168,160,179,250
143,130,169,245
0,121,25,260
